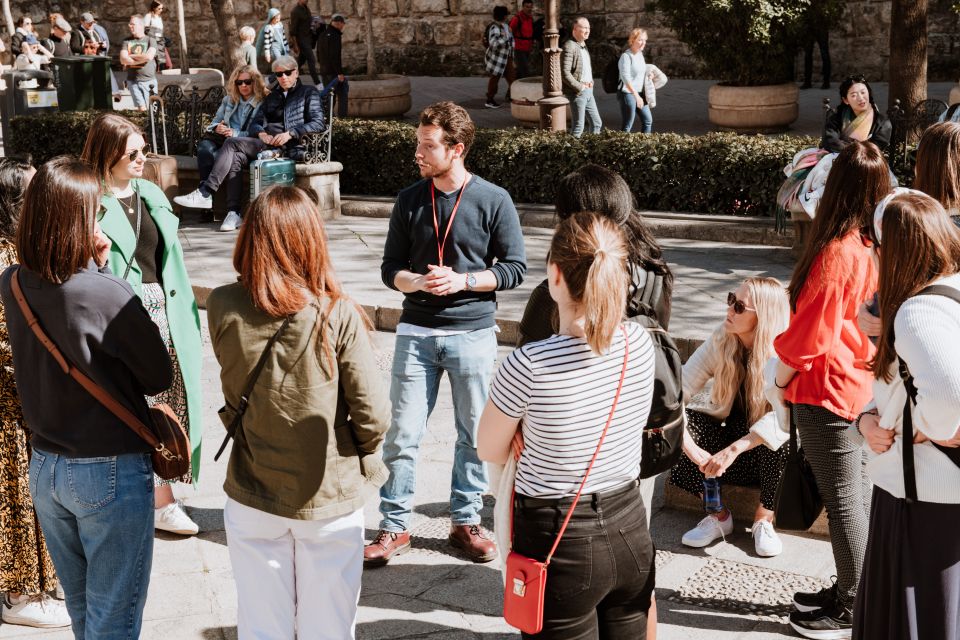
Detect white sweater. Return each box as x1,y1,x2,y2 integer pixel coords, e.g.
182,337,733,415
683,337,788,450
850,272,960,504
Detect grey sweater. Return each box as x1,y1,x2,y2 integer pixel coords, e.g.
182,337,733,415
1,264,172,457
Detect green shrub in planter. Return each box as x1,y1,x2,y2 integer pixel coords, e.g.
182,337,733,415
9,110,148,163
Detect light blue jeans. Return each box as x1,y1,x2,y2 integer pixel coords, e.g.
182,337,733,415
379,327,497,532
128,79,158,109
617,91,653,133
30,449,155,640
571,87,602,137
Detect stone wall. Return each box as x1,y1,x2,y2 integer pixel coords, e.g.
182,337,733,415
7,0,960,82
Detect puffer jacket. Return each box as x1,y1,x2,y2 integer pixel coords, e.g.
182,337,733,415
248,80,325,160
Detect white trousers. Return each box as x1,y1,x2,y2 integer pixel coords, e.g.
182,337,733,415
224,498,364,640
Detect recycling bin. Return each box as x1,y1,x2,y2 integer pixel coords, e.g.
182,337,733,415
51,55,112,111
0,69,58,149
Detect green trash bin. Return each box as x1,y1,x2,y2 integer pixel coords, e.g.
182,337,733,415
52,55,112,111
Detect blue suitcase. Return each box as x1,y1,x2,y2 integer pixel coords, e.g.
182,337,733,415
250,150,296,201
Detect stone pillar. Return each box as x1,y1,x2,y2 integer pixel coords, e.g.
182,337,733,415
295,161,344,220
538,0,568,132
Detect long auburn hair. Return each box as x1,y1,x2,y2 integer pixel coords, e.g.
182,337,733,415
81,113,142,187
233,186,371,369
913,122,960,213
708,277,789,424
870,192,960,381
788,141,891,312
549,211,628,354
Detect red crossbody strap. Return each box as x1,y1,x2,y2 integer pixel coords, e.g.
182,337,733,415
9,268,163,450
508,325,631,565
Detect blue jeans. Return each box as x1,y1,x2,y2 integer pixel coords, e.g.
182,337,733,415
196,137,222,184
128,79,158,109
379,327,497,532
30,449,154,639
571,87,602,138
617,92,653,133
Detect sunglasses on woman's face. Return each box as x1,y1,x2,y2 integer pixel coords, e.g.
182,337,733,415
125,145,150,162
275,69,296,77
727,292,755,314
235,78,253,86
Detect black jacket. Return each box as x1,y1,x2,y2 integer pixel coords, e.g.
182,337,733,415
317,27,343,76
248,80,325,161
290,3,313,42
821,104,892,153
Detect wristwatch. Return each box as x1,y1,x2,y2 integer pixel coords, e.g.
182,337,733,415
465,272,477,291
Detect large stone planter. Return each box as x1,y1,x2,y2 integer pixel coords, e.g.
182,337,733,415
708,83,799,132
510,76,571,128
158,68,225,92
347,74,411,118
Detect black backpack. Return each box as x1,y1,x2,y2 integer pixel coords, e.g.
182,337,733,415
633,316,685,479
602,57,622,94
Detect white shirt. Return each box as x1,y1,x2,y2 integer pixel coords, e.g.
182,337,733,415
579,44,592,88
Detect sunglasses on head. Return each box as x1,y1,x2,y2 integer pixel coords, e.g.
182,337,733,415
727,292,755,314
235,78,253,86
125,145,150,162
275,69,296,77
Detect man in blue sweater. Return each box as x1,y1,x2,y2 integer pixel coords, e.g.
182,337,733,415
367,102,526,566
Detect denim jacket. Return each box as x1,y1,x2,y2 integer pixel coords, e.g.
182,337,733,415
249,80,325,160
206,95,262,137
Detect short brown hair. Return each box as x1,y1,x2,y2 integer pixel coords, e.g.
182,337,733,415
914,121,960,212
418,101,476,158
81,113,142,186
16,156,101,284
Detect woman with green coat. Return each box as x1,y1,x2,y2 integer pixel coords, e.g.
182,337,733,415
81,113,203,536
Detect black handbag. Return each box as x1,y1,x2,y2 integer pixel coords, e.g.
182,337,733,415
773,409,824,530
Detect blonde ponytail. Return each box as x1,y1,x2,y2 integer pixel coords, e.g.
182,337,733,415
550,212,628,354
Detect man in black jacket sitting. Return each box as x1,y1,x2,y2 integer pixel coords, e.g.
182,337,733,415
173,55,325,231
316,14,348,117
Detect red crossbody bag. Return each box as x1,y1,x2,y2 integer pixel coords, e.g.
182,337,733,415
503,327,630,634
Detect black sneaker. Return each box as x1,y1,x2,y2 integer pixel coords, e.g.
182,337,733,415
789,601,853,639
793,579,837,612
484,99,500,109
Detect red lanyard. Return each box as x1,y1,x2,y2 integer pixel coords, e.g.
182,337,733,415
430,174,470,268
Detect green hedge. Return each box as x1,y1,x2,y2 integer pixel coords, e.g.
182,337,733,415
332,120,820,216
11,112,821,216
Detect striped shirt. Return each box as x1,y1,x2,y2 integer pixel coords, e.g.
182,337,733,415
489,322,655,498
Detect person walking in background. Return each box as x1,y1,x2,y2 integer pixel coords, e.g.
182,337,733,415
509,0,534,79
562,16,601,137
851,191,960,640
0,157,69,630
800,2,836,90
120,14,158,111
255,8,289,80
290,0,320,85
617,28,667,133
1,156,173,640
479,211,657,639
143,1,168,71
770,141,891,639
82,113,204,535
317,14,349,118
238,26,257,67
671,277,790,556
483,6,514,109
366,101,526,566
207,186,389,640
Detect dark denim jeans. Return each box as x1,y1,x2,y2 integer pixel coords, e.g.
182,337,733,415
512,481,655,639
30,449,154,639
196,137,222,184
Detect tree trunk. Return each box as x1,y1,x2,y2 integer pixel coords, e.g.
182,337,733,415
888,0,928,110
175,0,189,73
209,0,244,72
365,0,377,78
2,0,13,43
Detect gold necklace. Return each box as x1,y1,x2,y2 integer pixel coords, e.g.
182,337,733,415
117,193,136,215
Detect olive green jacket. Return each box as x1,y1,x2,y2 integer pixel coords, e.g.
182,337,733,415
206,283,389,520
99,178,204,481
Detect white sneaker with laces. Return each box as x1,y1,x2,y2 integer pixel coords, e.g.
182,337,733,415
2,593,71,628
219,211,242,232
173,189,213,210
154,499,199,535
752,519,783,557
681,513,734,548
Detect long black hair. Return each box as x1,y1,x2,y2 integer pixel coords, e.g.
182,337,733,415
0,156,33,240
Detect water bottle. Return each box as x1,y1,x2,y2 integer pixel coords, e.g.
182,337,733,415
703,477,723,514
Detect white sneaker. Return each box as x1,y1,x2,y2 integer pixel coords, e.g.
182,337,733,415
154,499,199,535
681,513,734,548
2,593,71,628
173,189,213,210
219,211,242,232
752,519,783,557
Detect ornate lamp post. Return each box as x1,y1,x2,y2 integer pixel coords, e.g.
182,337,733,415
538,0,568,131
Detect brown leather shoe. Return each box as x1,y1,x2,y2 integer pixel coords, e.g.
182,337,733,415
363,530,411,567
449,524,497,563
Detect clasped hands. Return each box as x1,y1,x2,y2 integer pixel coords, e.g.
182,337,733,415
417,264,467,296
259,131,294,147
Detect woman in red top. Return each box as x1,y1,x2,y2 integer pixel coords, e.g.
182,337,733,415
771,141,890,640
